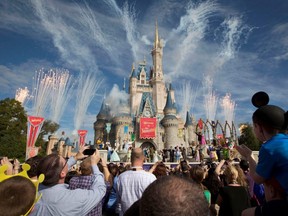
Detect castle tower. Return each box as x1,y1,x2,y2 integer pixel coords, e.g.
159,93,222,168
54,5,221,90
129,63,138,115
184,111,195,146
161,88,179,149
57,136,65,156
63,137,73,158
113,99,133,148
46,134,58,155
151,22,166,114
94,100,109,144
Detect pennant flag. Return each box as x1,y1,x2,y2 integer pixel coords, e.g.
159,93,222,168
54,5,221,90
26,116,45,160
124,125,129,134
131,133,135,141
78,130,88,147
106,123,111,133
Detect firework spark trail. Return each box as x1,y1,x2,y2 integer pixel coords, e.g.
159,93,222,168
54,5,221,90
31,0,100,73
122,1,139,61
74,73,102,131
171,0,219,76
15,87,30,106
77,1,117,62
103,0,139,62
178,81,199,119
203,75,218,121
220,16,252,59
220,93,236,126
207,15,253,76
31,69,54,117
49,69,75,124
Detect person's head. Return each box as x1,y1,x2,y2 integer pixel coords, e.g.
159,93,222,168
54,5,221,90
80,157,92,176
253,105,287,139
37,153,68,186
190,165,206,184
108,163,119,177
251,91,288,141
234,164,248,187
239,159,249,172
223,164,238,184
131,148,145,166
25,155,42,179
64,170,79,184
0,176,36,216
140,175,209,216
153,162,167,178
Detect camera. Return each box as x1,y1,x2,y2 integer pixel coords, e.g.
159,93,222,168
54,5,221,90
83,149,96,155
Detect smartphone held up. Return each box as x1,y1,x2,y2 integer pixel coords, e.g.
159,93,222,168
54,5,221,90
83,148,96,155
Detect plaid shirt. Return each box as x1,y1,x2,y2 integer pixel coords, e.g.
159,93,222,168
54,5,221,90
69,175,102,216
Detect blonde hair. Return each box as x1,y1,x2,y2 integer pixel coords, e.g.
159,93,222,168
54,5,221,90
224,165,238,184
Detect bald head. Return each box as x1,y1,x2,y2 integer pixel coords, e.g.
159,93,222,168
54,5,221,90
140,175,209,216
131,147,145,165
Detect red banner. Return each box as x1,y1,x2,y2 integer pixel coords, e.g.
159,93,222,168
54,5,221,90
78,130,88,147
140,118,156,139
26,116,45,160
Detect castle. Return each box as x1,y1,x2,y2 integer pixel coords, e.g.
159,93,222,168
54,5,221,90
93,24,197,151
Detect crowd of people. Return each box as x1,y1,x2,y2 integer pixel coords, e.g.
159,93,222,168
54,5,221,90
0,91,287,216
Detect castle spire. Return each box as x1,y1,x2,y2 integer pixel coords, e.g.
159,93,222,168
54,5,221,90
184,111,193,127
154,20,159,48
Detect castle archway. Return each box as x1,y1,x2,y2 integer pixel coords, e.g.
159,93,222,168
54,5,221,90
140,141,156,150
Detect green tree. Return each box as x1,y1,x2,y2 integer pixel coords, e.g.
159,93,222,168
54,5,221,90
0,98,60,161
0,98,27,161
238,123,261,151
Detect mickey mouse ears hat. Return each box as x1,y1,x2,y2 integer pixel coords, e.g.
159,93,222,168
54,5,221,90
252,91,288,130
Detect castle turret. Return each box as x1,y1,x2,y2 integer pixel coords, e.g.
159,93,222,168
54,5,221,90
113,99,133,148
94,99,109,144
129,63,138,115
161,89,179,148
46,134,58,155
184,111,195,146
151,22,166,114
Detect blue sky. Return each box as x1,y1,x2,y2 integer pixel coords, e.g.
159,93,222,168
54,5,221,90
0,0,287,143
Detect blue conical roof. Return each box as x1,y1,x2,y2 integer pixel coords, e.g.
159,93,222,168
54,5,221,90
164,90,175,110
97,100,109,117
184,111,193,127
131,68,137,78
65,137,73,146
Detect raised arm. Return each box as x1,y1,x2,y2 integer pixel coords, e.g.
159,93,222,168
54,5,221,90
236,145,265,184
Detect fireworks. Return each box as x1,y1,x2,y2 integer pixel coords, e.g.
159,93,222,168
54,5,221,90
15,87,30,105
31,69,54,117
220,93,236,126
178,81,198,119
49,69,74,124
203,75,218,121
74,72,102,131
